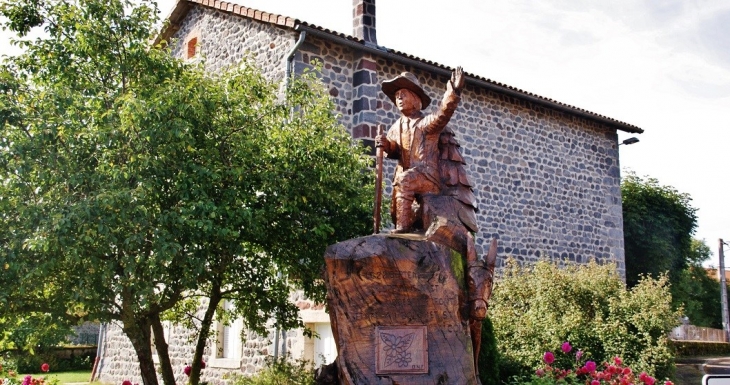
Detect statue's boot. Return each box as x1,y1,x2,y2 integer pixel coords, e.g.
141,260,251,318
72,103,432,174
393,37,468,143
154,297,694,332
392,197,414,234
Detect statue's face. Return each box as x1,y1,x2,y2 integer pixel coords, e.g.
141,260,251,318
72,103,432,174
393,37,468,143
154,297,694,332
395,89,421,115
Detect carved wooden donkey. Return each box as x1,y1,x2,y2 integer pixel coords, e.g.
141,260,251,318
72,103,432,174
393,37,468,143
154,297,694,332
377,68,499,378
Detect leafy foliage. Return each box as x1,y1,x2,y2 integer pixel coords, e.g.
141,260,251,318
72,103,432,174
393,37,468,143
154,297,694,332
672,239,724,328
621,173,698,287
478,317,500,385
228,358,315,385
0,0,372,384
490,260,680,382
622,174,722,327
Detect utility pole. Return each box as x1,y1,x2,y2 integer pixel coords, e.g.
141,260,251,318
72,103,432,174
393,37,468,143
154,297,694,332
719,239,729,342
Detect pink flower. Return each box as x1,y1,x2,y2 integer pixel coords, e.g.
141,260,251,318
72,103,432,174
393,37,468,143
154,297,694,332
623,367,632,375
122,381,132,385
22,375,32,385
184,365,192,376
561,341,572,353
543,351,555,364
614,356,623,366
536,369,545,377
664,382,674,385
576,350,583,360
40,363,49,373
591,381,600,385
584,361,597,372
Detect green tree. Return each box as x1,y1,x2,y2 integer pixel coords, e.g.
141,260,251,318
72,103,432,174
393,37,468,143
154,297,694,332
673,239,725,328
621,173,698,287
0,1,372,385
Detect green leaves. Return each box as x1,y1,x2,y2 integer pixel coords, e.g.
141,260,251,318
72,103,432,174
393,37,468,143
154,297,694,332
622,172,698,287
2,1,372,383
490,260,680,380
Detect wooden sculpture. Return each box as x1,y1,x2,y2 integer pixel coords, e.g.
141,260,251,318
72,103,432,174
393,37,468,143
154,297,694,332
322,67,498,385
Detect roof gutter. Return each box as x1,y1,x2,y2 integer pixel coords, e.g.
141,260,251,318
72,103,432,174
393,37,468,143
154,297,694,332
296,24,642,134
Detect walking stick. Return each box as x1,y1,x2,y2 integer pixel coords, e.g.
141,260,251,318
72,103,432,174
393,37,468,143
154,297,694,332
373,124,385,234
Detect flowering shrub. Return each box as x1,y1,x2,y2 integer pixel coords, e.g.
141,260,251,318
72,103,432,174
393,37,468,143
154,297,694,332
491,260,680,381
0,362,56,385
511,342,675,385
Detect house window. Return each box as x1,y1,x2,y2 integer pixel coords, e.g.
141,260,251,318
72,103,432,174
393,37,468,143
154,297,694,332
186,37,198,59
304,323,337,368
210,300,242,368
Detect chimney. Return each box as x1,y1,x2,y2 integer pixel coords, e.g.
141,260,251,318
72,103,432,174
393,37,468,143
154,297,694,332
353,0,376,45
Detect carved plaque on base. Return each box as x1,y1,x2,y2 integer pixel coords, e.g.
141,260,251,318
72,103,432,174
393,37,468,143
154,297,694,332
375,326,428,375
324,234,477,385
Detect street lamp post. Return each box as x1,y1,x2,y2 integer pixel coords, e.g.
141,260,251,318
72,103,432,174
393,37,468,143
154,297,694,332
720,239,729,342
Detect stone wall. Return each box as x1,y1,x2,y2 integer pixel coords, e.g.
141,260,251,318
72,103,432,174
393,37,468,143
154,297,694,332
168,6,297,80
294,34,625,273
96,302,282,385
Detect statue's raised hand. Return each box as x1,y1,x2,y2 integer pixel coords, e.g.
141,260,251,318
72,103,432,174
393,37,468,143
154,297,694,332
449,66,465,93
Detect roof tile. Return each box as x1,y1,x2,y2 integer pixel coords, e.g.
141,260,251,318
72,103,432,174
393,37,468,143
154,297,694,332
158,0,642,133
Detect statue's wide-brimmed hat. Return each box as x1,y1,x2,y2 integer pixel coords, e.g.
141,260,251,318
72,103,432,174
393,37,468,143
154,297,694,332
382,72,431,110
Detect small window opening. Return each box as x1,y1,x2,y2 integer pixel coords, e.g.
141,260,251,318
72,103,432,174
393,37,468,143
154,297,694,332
186,37,198,59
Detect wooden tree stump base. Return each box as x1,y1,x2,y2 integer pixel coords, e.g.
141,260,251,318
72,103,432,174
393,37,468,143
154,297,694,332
323,234,478,385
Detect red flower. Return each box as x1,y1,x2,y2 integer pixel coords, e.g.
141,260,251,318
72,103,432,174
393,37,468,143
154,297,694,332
561,341,572,353
614,356,623,366
584,360,597,372
591,381,600,385
40,363,49,373
535,369,545,377
122,380,132,385
184,365,192,376
200,360,206,369
543,351,555,364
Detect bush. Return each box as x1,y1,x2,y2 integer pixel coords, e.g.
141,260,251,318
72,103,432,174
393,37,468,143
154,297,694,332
478,317,500,385
4,348,94,373
228,358,315,385
490,260,680,382
671,341,730,357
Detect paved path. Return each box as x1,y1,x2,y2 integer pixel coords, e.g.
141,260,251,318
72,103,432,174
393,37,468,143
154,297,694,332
676,357,730,384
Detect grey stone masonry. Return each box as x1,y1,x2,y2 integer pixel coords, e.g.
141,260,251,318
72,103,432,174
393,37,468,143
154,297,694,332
96,299,282,385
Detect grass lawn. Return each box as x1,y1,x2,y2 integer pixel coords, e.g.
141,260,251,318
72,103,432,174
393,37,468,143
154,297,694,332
28,371,91,384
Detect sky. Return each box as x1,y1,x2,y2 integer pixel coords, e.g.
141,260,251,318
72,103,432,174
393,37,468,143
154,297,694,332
2,0,729,263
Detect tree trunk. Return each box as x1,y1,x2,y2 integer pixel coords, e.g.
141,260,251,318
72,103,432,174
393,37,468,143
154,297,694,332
189,282,223,385
151,313,176,385
123,316,159,385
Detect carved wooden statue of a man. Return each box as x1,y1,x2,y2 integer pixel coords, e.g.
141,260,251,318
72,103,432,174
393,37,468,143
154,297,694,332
376,67,465,233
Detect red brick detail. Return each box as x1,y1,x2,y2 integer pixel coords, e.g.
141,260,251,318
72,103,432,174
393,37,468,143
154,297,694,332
357,58,376,71
353,124,374,139
186,37,197,59
369,125,378,138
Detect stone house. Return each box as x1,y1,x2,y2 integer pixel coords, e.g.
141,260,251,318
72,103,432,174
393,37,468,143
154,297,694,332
94,0,643,383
